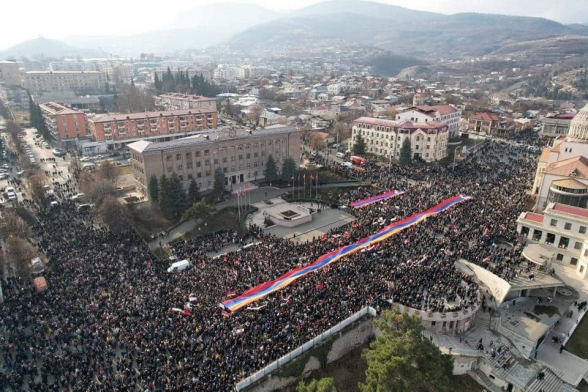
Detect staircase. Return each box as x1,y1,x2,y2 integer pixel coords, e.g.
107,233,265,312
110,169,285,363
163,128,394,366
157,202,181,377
467,370,503,392
526,368,578,392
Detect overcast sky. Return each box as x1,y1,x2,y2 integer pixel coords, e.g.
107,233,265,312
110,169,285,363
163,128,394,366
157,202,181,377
1,0,586,50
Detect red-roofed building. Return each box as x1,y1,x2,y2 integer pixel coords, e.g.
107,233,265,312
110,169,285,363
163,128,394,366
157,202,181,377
466,112,512,136
39,102,89,149
396,105,461,138
352,117,448,162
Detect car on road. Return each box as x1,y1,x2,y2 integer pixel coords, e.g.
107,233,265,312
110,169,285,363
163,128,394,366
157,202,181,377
52,149,65,157
0,173,8,180
71,193,85,201
80,156,93,162
336,152,345,158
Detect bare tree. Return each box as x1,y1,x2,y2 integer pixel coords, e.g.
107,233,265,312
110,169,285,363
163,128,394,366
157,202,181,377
247,105,263,125
69,157,82,180
116,83,156,113
0,210,31,239
96,195,130,234
331,122,351,142
28,174,49,208
98,161,118,183
5,237,35,278
5,120,22,153
310,134,325,151
84,178,117,206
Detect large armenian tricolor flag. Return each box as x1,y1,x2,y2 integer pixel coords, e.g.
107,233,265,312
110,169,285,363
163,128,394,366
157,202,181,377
349,190,404,209
222,194,471,312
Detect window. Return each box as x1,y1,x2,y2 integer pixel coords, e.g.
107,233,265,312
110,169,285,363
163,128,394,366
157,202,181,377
166,155,172,162
556,253,564,261
580,226,587,234
187,162,193,169
565,222,572,230
188,174,193,179
222,157,227,163
186,152,192,159
575,242,582,250
532,229,543,241
177,165,182,171
195,151,201,157
571,257,579,266
214,158,219,165
559,237,569,249
550,219,558,227
178,175,183,181
176,154,181,161
197,172,202,178
254,152,258,158
196,161,201,168
246,153,251,159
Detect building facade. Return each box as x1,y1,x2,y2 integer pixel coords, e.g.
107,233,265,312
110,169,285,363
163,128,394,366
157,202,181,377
467,112,510,135
39,102,89,149
128,126,301,195
396,105,462,138
88,109,218,142
0,61,21,87
517,203,588,279
156,93,217,112
352,117,448,162
24,71,106,95
540,113,575,138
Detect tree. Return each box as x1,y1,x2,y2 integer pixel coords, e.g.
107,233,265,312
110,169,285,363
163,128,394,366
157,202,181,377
247,105,264,125
6,120,22,153
0,209,31,239
387,107,398,118
98,161,118,183
281,157,298,182
28,174,49,208
79,175,116,207
5,237,35,278
264,155,278,182
116,83,156,113
97,195,130,234
181,198,216,222
154,72,162,94
310,134,325,151
69,157,81,180
213,168,226,201
332,121,351,142
359,311,453,392
148,175,159,202
296,378,337,392
352,134,366,156
399,138,412,166
157,174,173,218
187,178,200,206
445,147,455,168
168,172,188,220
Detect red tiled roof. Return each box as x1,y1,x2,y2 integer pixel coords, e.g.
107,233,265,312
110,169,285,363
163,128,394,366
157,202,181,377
91,108,215,123
469,112,501,122
552,204,588,218
545,155,588,178
524,212,544,223
416,105,458,116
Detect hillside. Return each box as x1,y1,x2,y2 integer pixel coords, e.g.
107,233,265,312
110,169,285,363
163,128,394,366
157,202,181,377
0,37,101,59
227,1,587,59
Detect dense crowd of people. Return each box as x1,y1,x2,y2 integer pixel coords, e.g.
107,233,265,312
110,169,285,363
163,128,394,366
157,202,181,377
0,138,542,391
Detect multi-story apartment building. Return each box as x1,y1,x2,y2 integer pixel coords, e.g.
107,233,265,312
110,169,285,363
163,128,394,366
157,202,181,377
49,61,99,72
156,93,217,112
0,61,21,87
351,117,448,162
517,203,588,279
466,112,511,136
128,125,301,195
540,113,576,138
39,102,89,149
396,105,462,138
24,71,106,95
88,109,217,142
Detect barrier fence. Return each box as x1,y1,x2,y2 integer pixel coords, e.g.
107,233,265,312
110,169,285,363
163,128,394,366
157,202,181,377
235,306,377,391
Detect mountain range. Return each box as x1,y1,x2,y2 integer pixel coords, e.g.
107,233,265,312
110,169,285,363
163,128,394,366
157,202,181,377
1,0,587,61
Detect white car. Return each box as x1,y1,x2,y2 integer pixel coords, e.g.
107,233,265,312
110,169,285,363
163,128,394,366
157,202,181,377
71,193,85,201
0,173,8,180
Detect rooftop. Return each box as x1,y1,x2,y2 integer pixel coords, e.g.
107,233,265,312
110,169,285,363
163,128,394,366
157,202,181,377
469,112,501,122
91,108,215,123
25,70,103,75
545,155,588,178
354,117,448,132
128,125,299,154
39,102,82,115
159,93,216,102
550,203,588,219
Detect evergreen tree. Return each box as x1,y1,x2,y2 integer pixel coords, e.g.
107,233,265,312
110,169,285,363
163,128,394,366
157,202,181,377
213,168,226,201
28,92,38,128
296,378,336,392
187,178,200,206
182,198,215,222
353,134,366,156
130,76,135,89
154,73,162,94
281,156,298,182
399,138,412,166
264,155,279,182
360,311,453,392
168,172,188,219
148,175,159,202
157,174,172,218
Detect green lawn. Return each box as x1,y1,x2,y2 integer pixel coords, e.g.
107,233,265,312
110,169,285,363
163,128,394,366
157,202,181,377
566,314,588,359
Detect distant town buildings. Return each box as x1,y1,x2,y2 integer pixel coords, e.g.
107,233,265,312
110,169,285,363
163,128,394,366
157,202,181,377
0,61,22,87
156,93,217,112
352,117,448,162
24,71,106,95
128,125,301,195
88,108,217,142
396,105,461,138
39,102,89,149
